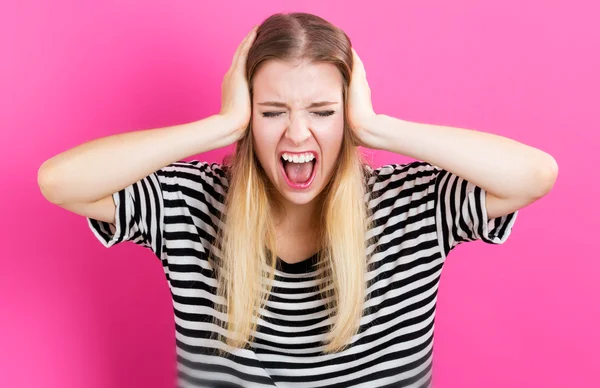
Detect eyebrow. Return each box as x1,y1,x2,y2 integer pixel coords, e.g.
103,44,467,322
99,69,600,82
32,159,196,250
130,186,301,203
257,101,339,109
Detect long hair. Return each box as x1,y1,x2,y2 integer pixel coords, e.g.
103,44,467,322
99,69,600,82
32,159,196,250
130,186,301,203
210,12,376,354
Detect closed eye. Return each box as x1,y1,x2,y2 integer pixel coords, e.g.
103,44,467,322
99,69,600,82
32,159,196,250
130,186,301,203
262,111,283,118
261,111,335,118
314,110,335,117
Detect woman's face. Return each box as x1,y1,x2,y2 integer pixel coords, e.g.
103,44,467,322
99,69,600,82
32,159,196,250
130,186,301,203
251,60,345,207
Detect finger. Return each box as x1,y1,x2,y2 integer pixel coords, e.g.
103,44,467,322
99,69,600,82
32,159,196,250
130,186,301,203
236,25,258,72
230,28,253,72
232,26,258,71
351,48,366,76
231,29,252,68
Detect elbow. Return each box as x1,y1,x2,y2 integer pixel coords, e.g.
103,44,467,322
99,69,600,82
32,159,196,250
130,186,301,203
38,161,63,205
533,154,559,198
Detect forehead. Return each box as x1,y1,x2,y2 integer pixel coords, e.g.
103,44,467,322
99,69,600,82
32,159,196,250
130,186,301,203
252,60,343,102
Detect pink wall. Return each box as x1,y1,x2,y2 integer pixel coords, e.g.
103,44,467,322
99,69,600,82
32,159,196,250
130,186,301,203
2,1,597,387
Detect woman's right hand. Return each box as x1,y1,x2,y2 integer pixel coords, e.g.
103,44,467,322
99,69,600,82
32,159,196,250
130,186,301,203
39,26,260,211
219,25,258,141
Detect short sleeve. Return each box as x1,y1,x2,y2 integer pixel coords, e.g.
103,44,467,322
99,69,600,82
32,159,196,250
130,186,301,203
86,160,227,260
432,164,518,255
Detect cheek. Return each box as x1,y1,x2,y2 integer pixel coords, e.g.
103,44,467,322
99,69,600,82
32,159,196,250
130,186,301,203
316,118,345,154
251,121,280,162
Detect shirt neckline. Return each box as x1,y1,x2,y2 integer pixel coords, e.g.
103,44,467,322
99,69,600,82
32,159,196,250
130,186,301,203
275,250,321,274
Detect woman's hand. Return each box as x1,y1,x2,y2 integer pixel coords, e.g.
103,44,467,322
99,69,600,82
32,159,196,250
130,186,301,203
347,48,380,149
219,25,258,141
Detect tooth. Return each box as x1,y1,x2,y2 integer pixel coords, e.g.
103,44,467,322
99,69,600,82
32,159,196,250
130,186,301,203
292,155,299,163
299,154,306,163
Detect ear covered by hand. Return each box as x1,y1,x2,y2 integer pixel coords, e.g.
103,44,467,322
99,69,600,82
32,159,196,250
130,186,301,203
346,48,380,149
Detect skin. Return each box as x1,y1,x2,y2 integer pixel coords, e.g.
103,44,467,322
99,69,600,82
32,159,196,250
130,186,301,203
251,60,345,234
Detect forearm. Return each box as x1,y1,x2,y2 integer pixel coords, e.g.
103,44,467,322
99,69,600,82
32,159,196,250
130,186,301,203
366,114,558,199
38,114,238,205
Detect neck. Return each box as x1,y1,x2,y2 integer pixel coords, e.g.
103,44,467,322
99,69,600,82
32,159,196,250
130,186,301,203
275,199,319,235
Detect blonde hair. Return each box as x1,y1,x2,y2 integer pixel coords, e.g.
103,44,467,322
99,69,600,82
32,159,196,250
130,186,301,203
209,12,376,354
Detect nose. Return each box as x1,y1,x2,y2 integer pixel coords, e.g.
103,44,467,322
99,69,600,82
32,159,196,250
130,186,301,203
284,113,312,145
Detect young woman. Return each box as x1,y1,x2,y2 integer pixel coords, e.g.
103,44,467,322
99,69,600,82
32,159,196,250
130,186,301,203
38,12,557,388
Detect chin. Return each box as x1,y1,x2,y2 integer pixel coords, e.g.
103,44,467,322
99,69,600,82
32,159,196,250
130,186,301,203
278,189,322,206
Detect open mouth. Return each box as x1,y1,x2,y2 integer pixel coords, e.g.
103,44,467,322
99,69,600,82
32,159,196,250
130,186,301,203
279,153,318,190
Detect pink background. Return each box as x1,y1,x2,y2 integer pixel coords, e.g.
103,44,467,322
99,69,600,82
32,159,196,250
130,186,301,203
2,1,597,387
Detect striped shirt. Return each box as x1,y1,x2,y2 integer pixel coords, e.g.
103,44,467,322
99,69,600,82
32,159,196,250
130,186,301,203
87,160,518,388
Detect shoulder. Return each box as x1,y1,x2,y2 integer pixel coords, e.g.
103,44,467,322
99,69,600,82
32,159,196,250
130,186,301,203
365,160,440,194
157,160,230,189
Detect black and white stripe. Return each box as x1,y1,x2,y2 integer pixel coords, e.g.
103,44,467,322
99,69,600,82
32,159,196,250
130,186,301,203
88,160,518,388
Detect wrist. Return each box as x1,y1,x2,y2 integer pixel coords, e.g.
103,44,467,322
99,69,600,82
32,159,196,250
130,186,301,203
186,115,244,152
356,114,392,150
369,114,413,155
216,113,248,135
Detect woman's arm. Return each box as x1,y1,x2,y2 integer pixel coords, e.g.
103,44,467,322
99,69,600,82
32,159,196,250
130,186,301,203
365,115,558,200
37,114,239,206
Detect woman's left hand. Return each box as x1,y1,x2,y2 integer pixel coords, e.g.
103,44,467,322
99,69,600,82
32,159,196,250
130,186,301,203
347,48,380,149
